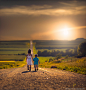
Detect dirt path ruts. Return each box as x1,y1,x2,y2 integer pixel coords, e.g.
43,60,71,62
0,65,86,90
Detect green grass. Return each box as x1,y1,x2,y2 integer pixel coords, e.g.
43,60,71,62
61,57,78,62
34,39,86,49
0,57,27,69
0,41,30,69
0,45,29,48
37,49,74,53
34,40,86,75
38,57,55,63
0,55,25,61
39,57,86,75
33,43,37,57
0,48,29,55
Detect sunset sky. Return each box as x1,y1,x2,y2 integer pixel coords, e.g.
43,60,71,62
0,0,86,40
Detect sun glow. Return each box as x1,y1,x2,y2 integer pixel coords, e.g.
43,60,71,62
63,27,69,36
59,25,71,40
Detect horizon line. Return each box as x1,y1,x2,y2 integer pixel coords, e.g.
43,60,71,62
0,38,86,41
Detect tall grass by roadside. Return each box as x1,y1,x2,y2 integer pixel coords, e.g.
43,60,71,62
38,57,55,63
39,57,86,75
33,43,37,56
0,57,27,69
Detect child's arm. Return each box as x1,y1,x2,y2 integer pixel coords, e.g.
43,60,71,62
32,57,34,63
38,60,40,64
26,57,27,62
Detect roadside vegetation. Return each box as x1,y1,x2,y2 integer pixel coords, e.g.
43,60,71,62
39,57,86,75
33,40,86,75
0,57,27,69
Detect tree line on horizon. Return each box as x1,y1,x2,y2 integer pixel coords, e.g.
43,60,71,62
38,42,86,57
38,48,77,57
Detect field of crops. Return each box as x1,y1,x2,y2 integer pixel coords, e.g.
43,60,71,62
33,39,86,49
0,48,29,55
0,55,25,61
0,40,30,69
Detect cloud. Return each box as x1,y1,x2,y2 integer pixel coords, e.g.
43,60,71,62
0,4,86,16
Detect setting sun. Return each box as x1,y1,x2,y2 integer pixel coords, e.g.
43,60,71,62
63,27,69,36
57,25,72,40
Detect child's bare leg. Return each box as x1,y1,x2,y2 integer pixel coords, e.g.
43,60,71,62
37,65,38,70
35,65,36,71
30,65,31,71
27,65,29,70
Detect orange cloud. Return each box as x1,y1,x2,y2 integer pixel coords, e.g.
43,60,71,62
0,5,86,16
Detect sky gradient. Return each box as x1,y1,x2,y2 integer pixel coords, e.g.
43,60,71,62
0,0,86,40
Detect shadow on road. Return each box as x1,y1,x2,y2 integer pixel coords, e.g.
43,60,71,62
22,71,30,73
31,71,37,72
22,71,37,73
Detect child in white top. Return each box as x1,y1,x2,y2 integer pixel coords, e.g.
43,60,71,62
26,49,33,71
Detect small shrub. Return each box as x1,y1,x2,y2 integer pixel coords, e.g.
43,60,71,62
57,60,61,63
10,65,13,67
49,58,53,62
51,66,57,68
17,65,19,66
53,60,61,63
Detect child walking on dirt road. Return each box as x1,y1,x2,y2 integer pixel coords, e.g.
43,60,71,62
33,54,40,71
26,49,33,71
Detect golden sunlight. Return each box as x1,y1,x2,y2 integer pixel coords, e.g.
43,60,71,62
63,27,69,36
59,25,71,40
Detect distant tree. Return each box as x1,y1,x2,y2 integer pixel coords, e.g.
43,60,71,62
77,42,86,56
56,53,62,60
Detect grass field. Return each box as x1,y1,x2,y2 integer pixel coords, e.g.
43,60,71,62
39,57,86,75
33,44,37,55
0,61,15,62
32,40,86,75
0,48,29,55
37,49,74,53
0,57,27,69
38,57,55,63
34,39,86,50
0,55,25,61
0,40,30,69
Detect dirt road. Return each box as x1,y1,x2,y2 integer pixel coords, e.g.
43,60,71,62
0,65,86,90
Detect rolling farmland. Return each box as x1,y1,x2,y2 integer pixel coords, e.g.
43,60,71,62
0,40,30,69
